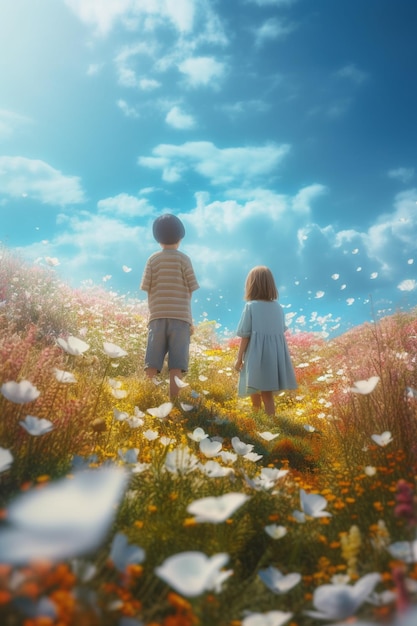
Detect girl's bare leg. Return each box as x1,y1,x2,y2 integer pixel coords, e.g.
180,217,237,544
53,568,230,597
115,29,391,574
261,391,275,417
251,393,262,411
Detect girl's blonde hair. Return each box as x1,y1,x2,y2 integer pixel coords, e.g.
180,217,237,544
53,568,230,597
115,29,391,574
244,266,278,301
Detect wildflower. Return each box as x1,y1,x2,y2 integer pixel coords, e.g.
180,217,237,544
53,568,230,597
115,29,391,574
394,480,417,526
199,460,234,478
231,436,254,456
187,493,250,523
20,415,54,436
57,336,90,356
340,525,362,578
258,566,301,594
304,572,381,620
387,541,417,563
293,489,332,521
53,368,77,383
165,446,199,475
350,376,380,394
0,466,128,564
103,341,128,358
147,402,173,419
241,611,293,626
264,525,287,540
0,448,13,473
1,380,40,403
109,532,146,573
188,427,208,442
257,431,280,441
199,438,222,458
155,551,232,597
118,448,139,464
371,431,393,447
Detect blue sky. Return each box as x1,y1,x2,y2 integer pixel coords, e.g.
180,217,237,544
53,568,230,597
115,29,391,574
1,0,416,338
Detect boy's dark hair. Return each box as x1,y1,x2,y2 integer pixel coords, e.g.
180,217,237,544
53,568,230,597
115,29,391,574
153,214,185,245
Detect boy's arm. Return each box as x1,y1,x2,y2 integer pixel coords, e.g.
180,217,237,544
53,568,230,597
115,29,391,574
140,259,152,292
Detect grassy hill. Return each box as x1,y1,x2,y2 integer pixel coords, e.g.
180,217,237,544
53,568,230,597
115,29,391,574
0,246,417,626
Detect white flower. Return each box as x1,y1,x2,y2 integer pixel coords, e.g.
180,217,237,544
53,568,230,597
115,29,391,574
114,409,129,422
187,493,250,523
131,462,151,474
199,461,234,478
103,341,128,358
165,446,199,475
231,436,254,456
219,450,237,464
188,427,209,442
244,452,263,462
305,573,381,621
199,438,222,458
57,336,90,356
242,611,293,626
109,532,145,572
350,376,380,394
0,467,128,564
155,551,231,597
1,380,40,404
387,540,417,563
20,415,54,436
258,566,301,594
257,431,279,441
118,448,139,464
264,525,287,540
53,368,77,383
147,402,173,419
371,431,393,447
0,448,13,473
143,429,159,441
293,489,331,520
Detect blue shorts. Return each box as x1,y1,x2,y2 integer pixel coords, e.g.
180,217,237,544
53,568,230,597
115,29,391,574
144,318,191,372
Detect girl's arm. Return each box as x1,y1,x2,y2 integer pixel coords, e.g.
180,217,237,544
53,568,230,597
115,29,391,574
234,336,250,371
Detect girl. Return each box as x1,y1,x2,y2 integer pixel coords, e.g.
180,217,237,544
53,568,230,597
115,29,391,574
234,266,297,416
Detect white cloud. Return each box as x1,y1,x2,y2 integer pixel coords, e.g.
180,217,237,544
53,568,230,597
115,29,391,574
64,0,206,36
138,141,291,185
247,0,298,6
388,167,415,183
0,156,85,206
117,99,140,118
165,106,196,129
178,56,226,88
254,18,296,46
335,63,368,85
97,193,155,217
139,78,161,91
292,184,327,214
0,110,31,138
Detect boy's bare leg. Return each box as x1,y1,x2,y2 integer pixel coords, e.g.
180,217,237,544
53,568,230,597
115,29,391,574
169,368,182,400
261,391,275,417
250,393,262,411
145,367,158,380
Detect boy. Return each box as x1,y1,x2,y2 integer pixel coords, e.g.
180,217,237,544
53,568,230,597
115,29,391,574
140,214,199,399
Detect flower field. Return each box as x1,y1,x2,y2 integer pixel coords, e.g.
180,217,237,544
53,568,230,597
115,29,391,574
1,247,417,626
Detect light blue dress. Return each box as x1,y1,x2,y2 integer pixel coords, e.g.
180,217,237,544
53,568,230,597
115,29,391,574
237,300,297,397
